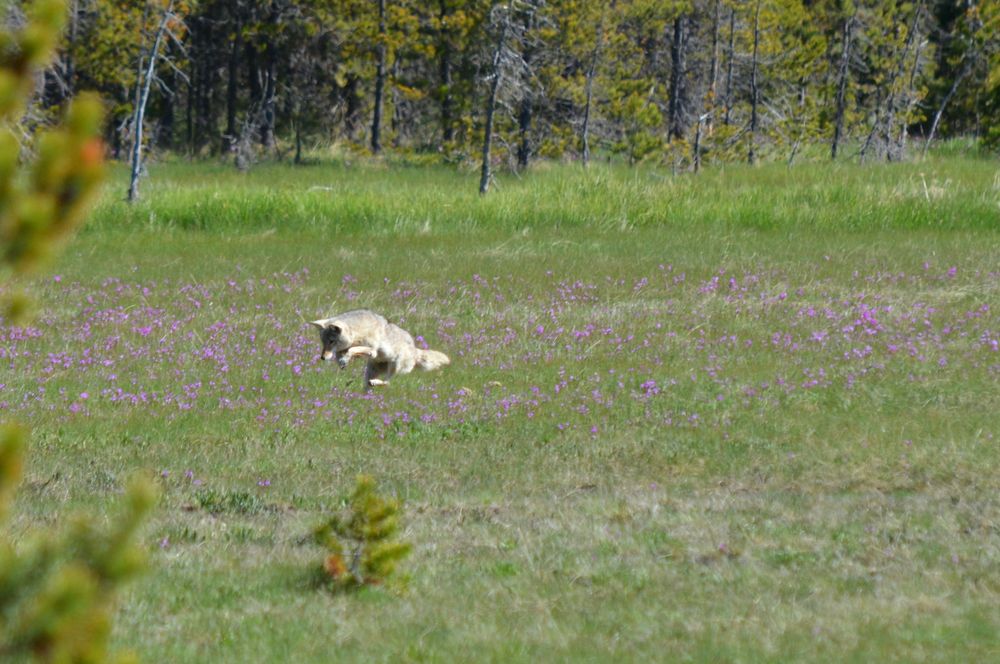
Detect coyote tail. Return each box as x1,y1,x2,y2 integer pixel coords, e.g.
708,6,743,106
415,349,450,371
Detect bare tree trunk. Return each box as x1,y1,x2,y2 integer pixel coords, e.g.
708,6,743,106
515,9,536,171
706,0,720,135
516,96,531,170
723,6,736,126
748,0,761,165
693,113,704,172
225,0,242,153
260,46,276,151
581,26,602,168
294,122,303,164
922,57,971,158
128,1,173,203
160,43,175,149
896,26,928,158
194,18,212,150
861,0,923,162
371,0,387,154
859,86,883,163
65,0,78,97
185,63,194,152
344,75,362,139
831,13,854,160
479,10,509,196
667,14,688,141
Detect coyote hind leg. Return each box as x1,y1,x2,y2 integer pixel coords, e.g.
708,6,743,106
364,359,392,390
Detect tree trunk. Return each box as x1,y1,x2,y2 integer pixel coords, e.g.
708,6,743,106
479,11,509,196
344,76,362,139
861,1,923,162
515,10,535,171
160,43,175,150
667,14,688,141
581,26,602,168
831,13,854,160
260,43,277,151
295,122,303,164
723,7,736,126
225,1,242,152
922,56,971,158
706,0,720,135
748,0,761,165
189,11,212,152
859,86,884,163
516,96,531,170
65,0,78,97
371,0,387,154
693,113,703,172
129,2,173,203
896,24,928,158
186,64,194,152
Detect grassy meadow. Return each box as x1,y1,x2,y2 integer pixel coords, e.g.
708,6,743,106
4,153,1000,661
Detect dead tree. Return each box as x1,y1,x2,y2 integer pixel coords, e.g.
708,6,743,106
580,24,601,168
705,0,721,135
830,11,856,160
667,13,689,141
860,0,925,162
748,0,761,165
128,0,180,203
478,1,540,195
922,55,973,158
580,1,612,168
923,5,982,158
722,5,736,126
371,0,387,154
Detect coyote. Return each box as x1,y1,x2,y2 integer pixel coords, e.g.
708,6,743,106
309,309,450,389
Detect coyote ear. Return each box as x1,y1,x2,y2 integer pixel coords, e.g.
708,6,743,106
309,319,328,330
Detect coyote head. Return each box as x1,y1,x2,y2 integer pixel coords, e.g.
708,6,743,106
309,319,348,362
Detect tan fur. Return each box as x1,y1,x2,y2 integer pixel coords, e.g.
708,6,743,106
309,309,450,390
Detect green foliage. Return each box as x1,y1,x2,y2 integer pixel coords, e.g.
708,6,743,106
0,429,159,663
314,475,412,591
1,3,158,663
981,1,1000,150
1,0,105,323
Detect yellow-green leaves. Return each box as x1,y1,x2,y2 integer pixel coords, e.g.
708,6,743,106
1,0,106,322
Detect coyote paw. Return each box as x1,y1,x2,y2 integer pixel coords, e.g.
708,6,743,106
347,346,377,360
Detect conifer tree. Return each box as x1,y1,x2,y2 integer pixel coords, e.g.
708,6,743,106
1,3,157,661
314,475,412,590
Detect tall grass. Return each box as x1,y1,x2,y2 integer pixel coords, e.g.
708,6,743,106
87,155,1000,234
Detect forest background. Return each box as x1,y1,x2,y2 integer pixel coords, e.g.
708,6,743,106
9,0,1000,173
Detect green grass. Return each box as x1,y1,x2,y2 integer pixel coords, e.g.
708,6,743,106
6,155,1000,662
89,151,999,234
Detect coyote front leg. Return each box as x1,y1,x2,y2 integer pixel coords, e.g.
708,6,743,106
336,345,377,368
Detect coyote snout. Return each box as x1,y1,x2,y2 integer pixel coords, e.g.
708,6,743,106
310,309,449,390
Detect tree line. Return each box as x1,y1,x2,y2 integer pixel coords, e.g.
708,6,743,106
16,0,1000,173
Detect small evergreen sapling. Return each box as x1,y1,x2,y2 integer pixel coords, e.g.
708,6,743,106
314,475,412,590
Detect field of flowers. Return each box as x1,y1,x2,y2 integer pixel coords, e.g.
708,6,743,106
8,246,998,455
4,158,1000,661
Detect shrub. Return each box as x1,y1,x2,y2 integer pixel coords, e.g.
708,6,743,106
314,475,412,591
